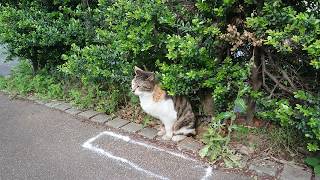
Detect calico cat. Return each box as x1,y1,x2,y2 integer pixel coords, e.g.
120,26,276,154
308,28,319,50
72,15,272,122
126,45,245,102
131,66,196,141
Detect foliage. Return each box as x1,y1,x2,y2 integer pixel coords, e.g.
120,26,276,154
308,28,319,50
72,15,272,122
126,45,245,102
142,115,153,128
1,60,62,98
0,60,120,113
0,76,7,89
305,157,320,176
0,0,319,165
0,1,95,71
258,126,306,156
199,96,247,167
257,91,320,152
199,111,241,167
244,0,320,151
60,44,133,91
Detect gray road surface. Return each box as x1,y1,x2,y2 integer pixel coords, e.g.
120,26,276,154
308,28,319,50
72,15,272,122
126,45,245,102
0,44,18,76
0,93,251,180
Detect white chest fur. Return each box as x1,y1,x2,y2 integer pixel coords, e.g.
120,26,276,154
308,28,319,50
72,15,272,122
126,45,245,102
138,93,177,123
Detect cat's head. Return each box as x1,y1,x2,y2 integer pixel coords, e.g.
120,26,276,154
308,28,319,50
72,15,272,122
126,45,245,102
131,66,155,96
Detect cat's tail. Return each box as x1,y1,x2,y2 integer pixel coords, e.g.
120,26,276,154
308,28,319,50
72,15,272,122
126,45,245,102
195,114,212,127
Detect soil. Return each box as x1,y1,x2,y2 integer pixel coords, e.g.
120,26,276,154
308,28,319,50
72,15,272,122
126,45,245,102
226,117,308,164
116,105,310,168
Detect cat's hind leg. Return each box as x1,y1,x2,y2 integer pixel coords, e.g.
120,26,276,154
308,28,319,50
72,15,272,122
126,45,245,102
172,127,195,142
174,126,196,135
172,135,186,142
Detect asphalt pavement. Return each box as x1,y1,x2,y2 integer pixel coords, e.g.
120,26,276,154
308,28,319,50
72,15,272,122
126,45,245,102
0,93,252,180
0,44,251,180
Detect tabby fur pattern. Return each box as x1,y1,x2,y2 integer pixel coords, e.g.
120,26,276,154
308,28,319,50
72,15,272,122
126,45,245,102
131,66,196,141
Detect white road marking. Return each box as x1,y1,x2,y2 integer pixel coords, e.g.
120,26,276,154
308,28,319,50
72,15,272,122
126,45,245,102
82,130,213,180
82,132,168,180
103,131,195,161
201,167,213,180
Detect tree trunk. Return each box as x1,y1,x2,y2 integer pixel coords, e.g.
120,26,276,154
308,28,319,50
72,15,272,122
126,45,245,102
246,47,262,122
200,92,214,116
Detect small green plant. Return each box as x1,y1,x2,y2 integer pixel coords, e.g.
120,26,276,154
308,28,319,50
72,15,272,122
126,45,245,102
100,90,121,114
68,87,95,109
46,83,64,100
199,96,247,167
0,76,7,89
68,89,83,107
305,157,320,176
232,125,250,144
199,111,241,167
142,115,153,128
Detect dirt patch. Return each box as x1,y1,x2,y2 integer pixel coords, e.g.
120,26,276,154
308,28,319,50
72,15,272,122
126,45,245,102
116,105,309,166
227,118,308,165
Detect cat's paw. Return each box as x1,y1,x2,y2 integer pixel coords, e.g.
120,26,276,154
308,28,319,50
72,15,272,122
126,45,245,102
157,129,165,136
172,135,186,142
161,134,172,141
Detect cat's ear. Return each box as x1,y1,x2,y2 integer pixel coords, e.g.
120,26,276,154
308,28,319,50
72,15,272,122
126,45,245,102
146,73,155,81
134,66,144,75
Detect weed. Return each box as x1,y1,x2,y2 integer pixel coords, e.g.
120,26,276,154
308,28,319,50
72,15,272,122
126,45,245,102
142,115,152,128
232,125,250,145
199,112,242,167
249,126,306,160
68,89,83,106
0,76,7,89
46,83,64,99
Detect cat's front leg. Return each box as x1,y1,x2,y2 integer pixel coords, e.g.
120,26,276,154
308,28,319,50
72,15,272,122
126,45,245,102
157,125,165,136
162,133,173,140
161,120,174,140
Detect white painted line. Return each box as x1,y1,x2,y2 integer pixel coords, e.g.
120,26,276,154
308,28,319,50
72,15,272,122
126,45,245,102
82,130,213,180
82,132,169,180
103,131,195,161
201,167,213,180
104,131,130,142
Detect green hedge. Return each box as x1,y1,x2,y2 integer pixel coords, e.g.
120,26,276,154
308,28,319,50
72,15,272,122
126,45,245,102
0,0,319,153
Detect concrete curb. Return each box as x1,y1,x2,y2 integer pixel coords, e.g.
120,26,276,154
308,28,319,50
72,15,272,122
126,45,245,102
7,92,315,180
25,95,205,153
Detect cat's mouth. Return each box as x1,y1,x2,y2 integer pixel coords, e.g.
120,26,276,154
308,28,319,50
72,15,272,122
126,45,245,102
131,87,139,95
131,85,137,92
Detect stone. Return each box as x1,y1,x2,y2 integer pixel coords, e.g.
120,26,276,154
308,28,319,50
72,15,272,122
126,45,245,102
315,175,320,180
280,164,312,180
209,170,252,180
78,110,100,119
91,114,112,124
26,96,37,101
54,103,72,111
237,144,254,156
44,101,62,108
65,108,83,115
121,122,143,133
105,118,130,128
239,156,250,168
139,128,158,139
177,137,204,153
249,159,280,177
35,100,46,105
